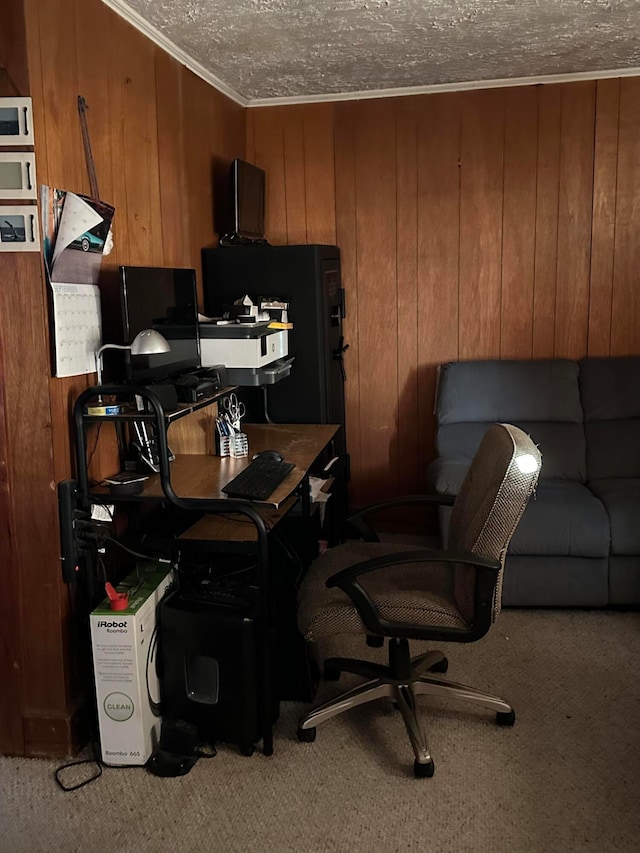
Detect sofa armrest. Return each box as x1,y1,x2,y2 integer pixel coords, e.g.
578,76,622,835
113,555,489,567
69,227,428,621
426,456,470,496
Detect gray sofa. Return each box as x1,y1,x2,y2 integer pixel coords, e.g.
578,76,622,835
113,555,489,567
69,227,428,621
427,356,640,607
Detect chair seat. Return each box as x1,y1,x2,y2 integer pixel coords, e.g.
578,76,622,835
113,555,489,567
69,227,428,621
298,541,469,642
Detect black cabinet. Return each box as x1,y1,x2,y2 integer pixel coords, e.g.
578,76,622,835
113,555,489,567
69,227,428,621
202,244,349,535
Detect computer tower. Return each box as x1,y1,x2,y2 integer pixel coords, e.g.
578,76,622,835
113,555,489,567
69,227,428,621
202,244,349,533
159,589,265,754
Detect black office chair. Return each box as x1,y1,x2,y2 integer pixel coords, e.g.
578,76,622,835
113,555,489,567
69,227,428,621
296,423,541,777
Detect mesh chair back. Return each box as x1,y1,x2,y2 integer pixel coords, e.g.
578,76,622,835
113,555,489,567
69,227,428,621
448,423,541,622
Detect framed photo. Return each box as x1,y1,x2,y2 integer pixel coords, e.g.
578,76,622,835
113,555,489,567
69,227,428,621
0,152,37,199
0,98,34,147
0,204,40,252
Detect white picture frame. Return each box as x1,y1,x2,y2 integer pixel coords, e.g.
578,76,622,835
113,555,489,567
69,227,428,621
0,152,37,199
0,204,41,252
0,97,35,147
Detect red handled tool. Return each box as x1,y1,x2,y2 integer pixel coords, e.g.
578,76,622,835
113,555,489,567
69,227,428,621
105,582,129,611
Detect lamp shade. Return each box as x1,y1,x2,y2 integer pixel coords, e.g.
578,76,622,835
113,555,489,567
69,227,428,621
95,329,171,388
130,329,171,356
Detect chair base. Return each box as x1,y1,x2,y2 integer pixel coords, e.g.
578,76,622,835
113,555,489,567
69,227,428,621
298,640,514,776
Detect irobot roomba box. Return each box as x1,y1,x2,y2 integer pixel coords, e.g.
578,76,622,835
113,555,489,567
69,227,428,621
90,564,173,766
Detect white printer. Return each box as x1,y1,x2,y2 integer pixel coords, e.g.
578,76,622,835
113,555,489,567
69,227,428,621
199,322,292,385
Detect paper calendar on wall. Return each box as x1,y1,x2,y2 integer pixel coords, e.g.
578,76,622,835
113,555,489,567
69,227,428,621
40,184,114,377
50,282,102,378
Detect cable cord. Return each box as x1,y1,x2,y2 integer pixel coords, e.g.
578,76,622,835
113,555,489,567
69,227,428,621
79,522,172,566
270,527,307,586
261,385,274,424
107,535,172,565
54,740,103,792
54,567,104,792
85,423,103,479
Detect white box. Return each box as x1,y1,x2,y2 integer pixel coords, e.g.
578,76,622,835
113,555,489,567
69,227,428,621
0,97,35,147
0,204,40,252
0,152,37,199
200,324,288,369
90,564,173,766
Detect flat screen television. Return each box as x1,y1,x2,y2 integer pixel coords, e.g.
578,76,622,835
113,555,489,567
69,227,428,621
231,158,266,240
119,265,201,383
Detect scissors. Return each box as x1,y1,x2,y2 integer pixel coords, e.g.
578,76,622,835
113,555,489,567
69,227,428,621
222,393,246,424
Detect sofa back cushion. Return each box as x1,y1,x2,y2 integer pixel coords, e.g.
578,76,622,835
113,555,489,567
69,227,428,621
580,356,640,479
436,359,586,482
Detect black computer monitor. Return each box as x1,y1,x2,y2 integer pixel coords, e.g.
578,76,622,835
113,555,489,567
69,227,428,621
231,158,265,240
119,265,201,383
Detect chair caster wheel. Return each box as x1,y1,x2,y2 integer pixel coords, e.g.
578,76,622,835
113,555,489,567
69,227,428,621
239,744,255,756
297,726,316,742
429,657,448,674
496,710,516,726
413,759,435,778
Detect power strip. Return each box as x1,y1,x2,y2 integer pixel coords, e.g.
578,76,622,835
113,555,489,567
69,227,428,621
58,480,89,583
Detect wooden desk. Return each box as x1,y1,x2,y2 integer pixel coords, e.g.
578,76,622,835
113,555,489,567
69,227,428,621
110,423,339,543
74,386,340,757
140,423,338,507
148,421,339,754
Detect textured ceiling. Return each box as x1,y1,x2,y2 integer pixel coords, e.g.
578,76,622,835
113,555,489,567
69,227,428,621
116,0,640,103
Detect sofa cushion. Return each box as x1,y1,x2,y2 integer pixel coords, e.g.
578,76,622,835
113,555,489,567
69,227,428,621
437,359,583,424
589,478,640,555
435,359,586,482
580,356,640,479
438,480,610,558
509,481,610,557
580,356,640,421
502,556,609,607
436,422,586,482
584,421,640,480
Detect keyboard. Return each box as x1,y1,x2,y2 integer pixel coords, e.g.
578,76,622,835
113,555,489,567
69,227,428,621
222,456,295,501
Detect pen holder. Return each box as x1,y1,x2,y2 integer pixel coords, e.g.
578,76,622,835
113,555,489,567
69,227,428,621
216,431,248,458
216,433,231,457
229,432,248,458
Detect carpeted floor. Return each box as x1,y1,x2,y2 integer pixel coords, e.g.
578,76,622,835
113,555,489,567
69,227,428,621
1,609,639,853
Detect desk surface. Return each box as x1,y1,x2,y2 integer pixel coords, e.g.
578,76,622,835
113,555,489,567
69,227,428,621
137,422,339,543
139,422,337,503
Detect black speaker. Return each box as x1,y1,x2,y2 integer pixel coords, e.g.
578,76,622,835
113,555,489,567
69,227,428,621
159,589,264,753
141,383,179,410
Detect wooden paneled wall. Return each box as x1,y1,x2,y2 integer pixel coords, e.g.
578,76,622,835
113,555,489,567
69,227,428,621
0,0,60,759
0,0,245,756
26,0,245,486
247,80,640,507
3,0,640,758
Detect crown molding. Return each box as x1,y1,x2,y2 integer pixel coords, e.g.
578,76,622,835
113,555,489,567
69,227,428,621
101,3,640,109
100,0,249,106
247,66,640,107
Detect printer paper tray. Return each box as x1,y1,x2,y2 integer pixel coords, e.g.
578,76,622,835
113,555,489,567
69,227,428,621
226,357,294,387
